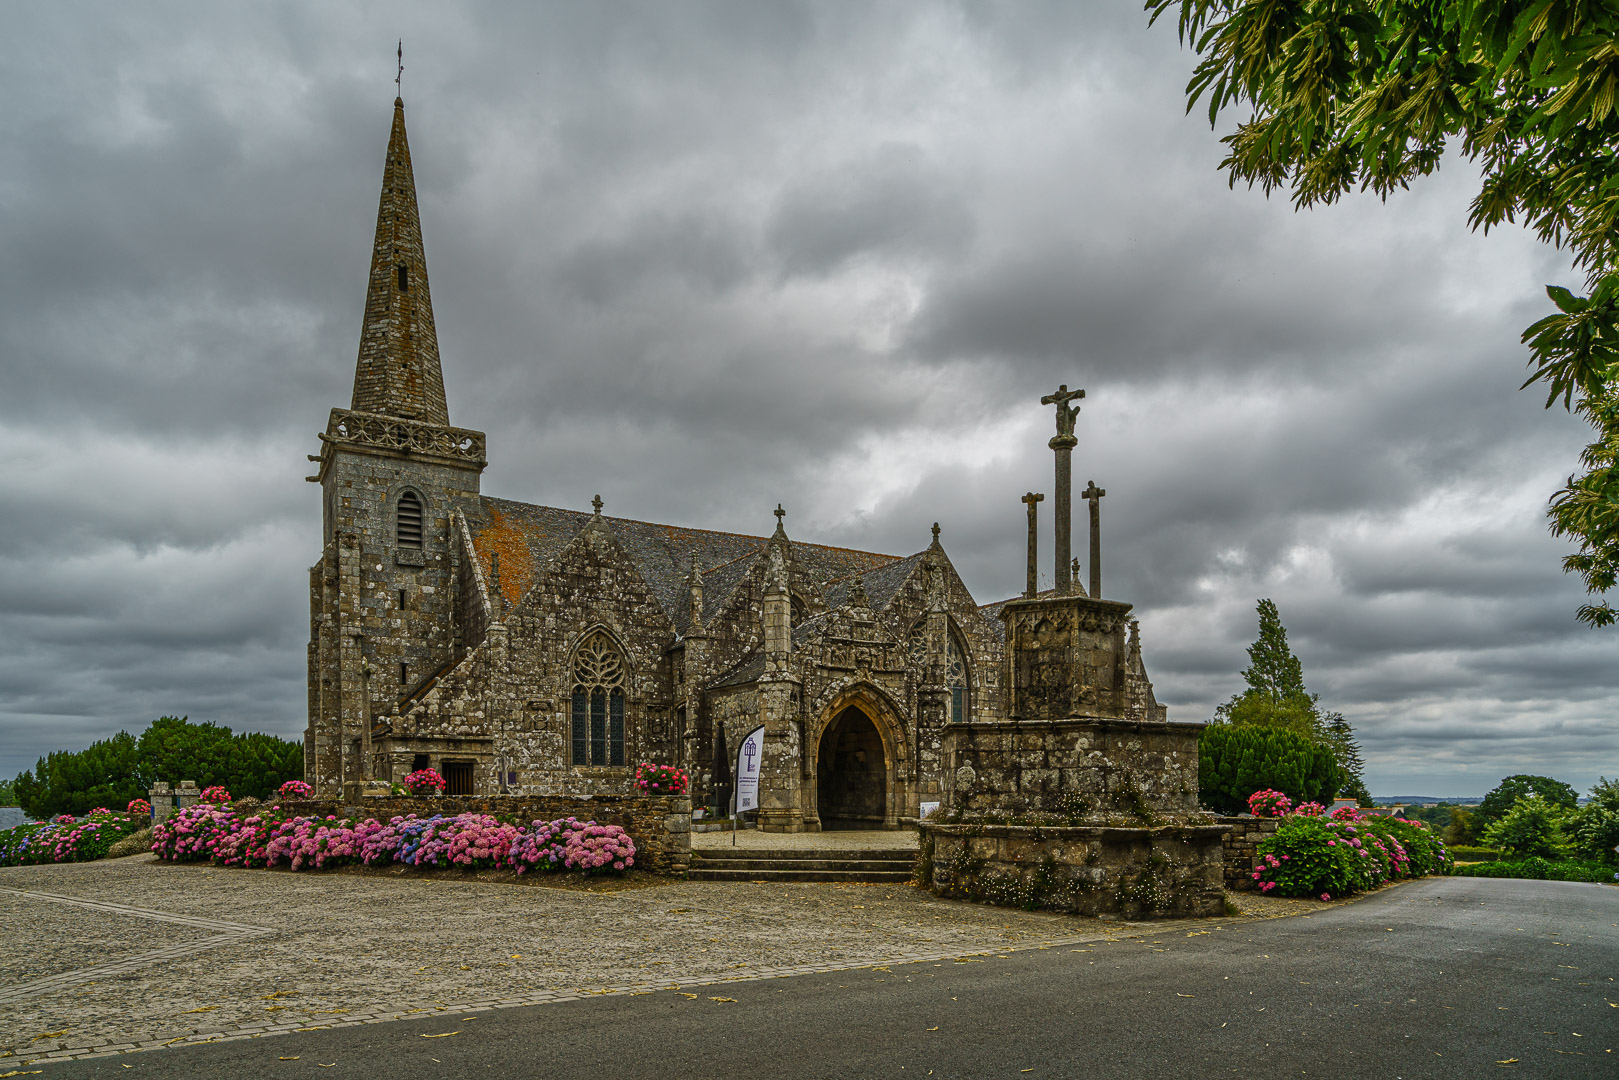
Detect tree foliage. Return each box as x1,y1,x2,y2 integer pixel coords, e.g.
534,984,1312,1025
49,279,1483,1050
1199,723,1342,813
1482,793,1566,858
12,717,303,820
1214,598,1368,797
1565,775,1619,862
1477,772,1580,824
1147,0,1619,626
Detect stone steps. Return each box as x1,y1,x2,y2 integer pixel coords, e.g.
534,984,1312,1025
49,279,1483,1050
688,847,917,884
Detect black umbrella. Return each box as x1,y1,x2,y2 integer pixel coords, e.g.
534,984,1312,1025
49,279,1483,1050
712,723,732,817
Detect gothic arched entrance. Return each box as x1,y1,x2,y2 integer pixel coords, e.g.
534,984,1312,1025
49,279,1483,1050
816,705,887,829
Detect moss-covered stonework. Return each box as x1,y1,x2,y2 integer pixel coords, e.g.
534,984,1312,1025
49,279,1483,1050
918,821,1226,918
1216,815,1280,891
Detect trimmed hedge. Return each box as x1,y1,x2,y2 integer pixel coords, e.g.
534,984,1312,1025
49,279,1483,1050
1452,858,1617,883
1200,725,1340,815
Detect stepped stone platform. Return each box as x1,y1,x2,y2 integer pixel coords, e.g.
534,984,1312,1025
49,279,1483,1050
690,829,918,883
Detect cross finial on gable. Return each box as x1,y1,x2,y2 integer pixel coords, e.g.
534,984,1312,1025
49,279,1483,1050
396,40,404,97
591,494,603,515
774,503,785,525
931,521,941,542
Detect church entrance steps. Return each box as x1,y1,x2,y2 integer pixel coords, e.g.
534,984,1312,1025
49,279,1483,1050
687,847,916,883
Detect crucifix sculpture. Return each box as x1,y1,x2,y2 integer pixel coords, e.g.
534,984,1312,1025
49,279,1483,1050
591,494,603,515
1083,480,1105,599
1039,384,1085,593
1020,492,1043,598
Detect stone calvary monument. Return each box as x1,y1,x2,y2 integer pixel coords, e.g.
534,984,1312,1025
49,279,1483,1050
303,94,1218,914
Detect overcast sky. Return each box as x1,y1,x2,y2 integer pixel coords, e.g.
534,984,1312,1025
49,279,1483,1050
0,3,1610,798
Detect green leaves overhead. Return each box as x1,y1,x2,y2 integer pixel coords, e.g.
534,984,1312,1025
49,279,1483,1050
1147,0,1619,624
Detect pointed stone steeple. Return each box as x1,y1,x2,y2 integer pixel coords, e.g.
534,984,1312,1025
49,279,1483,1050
351,97,450,425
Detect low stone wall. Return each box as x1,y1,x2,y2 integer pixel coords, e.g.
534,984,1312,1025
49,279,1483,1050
1216,815,1279,891
919,821,1226,919
283,794,692,875
942,717,1203,819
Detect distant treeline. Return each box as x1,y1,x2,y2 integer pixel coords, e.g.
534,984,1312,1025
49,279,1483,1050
11,717,303,819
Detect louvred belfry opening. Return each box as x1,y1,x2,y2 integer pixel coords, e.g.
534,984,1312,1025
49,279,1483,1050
351,97,450,425
396,491,423,548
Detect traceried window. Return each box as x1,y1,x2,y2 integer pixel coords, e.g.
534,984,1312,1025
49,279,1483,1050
571,632,626,766
908,622,971,724
396,491,423,548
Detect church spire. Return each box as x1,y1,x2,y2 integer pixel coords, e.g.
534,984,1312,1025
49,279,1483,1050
350,96,450,425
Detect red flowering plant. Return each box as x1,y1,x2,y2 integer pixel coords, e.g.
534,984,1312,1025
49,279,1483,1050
634,762,689,796
277,779,314,800
127,798,152,816
1330,804,1362,821
403,768,446,796
1247,789,1292,817
200,785,232,805
1291,801,1326,817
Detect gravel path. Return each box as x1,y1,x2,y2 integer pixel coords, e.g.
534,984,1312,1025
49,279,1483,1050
0,852,1319,1065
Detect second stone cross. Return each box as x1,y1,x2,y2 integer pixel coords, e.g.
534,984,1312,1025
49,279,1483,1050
1039,383,1085,594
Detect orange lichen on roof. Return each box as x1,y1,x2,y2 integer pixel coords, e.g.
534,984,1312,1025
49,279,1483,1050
476,504,535,610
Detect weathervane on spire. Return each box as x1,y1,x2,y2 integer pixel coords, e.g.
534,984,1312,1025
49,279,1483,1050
396,40,404,96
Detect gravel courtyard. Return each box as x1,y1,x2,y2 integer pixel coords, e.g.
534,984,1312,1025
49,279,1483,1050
0,852,1312,1066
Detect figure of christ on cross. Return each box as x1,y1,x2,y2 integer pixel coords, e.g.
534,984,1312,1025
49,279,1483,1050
1041,383,1084,438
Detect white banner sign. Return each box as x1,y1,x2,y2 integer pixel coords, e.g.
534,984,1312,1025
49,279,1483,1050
734,724,765,814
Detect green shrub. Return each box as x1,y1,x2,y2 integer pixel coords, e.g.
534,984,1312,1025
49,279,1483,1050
1482,795,1565,859
1564,777,1619,865
1452,858,1616,883
1199,725,1340,815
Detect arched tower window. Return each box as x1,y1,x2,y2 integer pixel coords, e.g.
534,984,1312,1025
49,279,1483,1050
396,491,423,548
910,622,971,724
571,632,626,766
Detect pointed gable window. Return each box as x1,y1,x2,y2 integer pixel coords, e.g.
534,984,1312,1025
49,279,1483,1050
396,491,423,548
571,632,626,766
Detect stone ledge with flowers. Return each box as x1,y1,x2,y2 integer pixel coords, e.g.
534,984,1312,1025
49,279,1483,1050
281,793,690,874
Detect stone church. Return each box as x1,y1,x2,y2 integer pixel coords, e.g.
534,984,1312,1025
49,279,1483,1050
305,97,1169,830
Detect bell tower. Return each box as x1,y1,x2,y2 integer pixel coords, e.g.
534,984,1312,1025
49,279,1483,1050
305,96,488,796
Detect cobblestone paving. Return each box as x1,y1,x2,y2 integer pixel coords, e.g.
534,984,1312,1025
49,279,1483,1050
0,854,1316,1066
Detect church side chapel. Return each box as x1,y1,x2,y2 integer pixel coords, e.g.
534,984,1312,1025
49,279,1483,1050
305,96,1171,832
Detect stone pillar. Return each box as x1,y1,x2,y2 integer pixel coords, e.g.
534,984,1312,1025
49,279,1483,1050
755,677,804,832
1021,492,1043,598
148,782,174,825
1083,480,1105,600
175,781,200,813
1040,384,1084,595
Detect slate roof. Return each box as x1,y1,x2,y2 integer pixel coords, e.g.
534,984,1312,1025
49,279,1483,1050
457,496,906,632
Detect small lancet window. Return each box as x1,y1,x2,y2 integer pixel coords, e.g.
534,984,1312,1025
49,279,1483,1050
571,632,627,767
397,264,409,292
396,491,423,548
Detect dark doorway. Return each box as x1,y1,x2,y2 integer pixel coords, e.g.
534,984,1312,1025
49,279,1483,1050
816,707,887,829
442,761,475,796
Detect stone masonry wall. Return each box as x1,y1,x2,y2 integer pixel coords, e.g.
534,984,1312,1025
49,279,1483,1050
1216,815,1280,891
942,717,1204,819
920,821,1226,919
286,794,691,874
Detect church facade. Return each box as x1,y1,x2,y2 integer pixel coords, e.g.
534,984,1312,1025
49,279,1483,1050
305,98,1167,830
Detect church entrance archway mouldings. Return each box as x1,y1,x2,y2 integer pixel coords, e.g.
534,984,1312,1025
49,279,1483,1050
807,684,908,830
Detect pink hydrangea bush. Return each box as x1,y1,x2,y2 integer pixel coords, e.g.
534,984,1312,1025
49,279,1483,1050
634,762,689,795
509,817,591,873
200,786,232,805
1291,801,1326,817
1330,804,1362,821
127,798,152,816
403,768,446,796
1247,789,1292,817
277,779,314,800
409,814,523,869
1251,814,1450,897
563,823,636,873
152,804,240,861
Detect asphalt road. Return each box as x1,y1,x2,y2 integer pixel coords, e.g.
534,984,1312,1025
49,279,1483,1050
32,877,1618,1079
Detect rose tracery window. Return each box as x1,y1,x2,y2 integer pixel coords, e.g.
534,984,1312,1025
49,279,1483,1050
571,632,626,766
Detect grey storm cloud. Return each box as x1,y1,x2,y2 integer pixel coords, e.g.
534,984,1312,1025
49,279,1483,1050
0,1,1610,798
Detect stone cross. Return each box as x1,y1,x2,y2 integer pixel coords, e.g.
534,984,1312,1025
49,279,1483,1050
1020,492,1043,598
591,494,603,515
1039,383,1085,594
931,521,941,543
1083,480,1105,599
774,503,786,526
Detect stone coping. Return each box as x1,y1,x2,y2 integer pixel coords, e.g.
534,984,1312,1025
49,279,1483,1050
951,715,1207,735
920,821,1228,840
